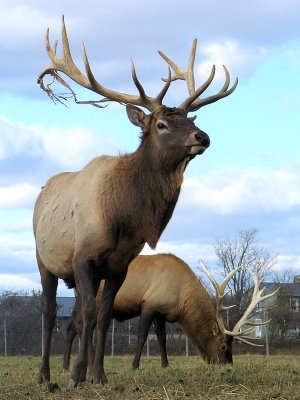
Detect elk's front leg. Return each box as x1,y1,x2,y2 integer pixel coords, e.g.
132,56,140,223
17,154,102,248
92,274,126,384
69,261,97,389
132,308,155,369
37,258,58,387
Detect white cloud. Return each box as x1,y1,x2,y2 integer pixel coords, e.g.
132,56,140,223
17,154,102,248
0,236,36,265
141,242,216,265
0,183,40,209
0,273,41,293
0,218,32,233
197,40,268,83
42,125,118,168
181,168,300,215
0,115,119,170
0,116,41,159
274,254,300,273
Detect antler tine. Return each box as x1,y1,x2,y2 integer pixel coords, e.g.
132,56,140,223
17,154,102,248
38,16,95,100
38,16,173,112
182,66,238,112
187,39,197,93
200,261,241,334
130,60,172,110
201,262,278,347
130,59,147,100
232,266,279,335
223,265,279,346
237,336,264,347
61,15,74,63
159,38,197,94
156,67,172,103
159,38,238,113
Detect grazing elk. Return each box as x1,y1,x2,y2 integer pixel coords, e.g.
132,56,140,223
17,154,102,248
63,253,277,371
34,16,237,388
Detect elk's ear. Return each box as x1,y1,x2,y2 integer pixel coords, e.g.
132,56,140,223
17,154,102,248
212,320,219,336
126,104,151,131
188,115,197,122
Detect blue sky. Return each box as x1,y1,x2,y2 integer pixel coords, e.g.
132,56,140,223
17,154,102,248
0,0,300,295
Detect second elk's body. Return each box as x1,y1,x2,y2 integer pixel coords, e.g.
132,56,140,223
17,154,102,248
63,253,233,370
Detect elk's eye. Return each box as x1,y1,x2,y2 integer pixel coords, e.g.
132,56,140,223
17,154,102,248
220,344,226,351
157,122,166,130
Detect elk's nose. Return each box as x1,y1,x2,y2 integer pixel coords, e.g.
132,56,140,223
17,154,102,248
195,131,210,148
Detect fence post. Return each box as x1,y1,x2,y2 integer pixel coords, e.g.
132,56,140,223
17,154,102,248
264,311,269,357
41,313,44,357
111,319,115,356
4,318,7,357
185,335,189,357
146,336,150,357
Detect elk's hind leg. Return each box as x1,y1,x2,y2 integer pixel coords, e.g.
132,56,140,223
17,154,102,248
37,254,58,388
62,315,78,371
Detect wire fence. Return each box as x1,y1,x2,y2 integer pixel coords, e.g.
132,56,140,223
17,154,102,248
1,315,300,359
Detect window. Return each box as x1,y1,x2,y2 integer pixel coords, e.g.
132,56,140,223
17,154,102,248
290,297,299,312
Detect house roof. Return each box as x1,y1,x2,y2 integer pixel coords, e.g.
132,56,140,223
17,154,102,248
263,282,300,297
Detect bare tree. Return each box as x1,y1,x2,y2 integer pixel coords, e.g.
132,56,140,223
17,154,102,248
0,290,44,355
213,228,277,327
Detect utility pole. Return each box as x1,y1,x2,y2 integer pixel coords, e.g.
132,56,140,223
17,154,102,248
264,311,269,357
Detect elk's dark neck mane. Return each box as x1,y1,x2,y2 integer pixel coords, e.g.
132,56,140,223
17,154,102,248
179,280,217,353
104,135,187,249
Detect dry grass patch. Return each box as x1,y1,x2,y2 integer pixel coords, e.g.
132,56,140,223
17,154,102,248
0,355,299,399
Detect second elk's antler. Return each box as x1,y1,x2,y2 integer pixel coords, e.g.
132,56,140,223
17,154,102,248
37,16,238,112
201,263,279,346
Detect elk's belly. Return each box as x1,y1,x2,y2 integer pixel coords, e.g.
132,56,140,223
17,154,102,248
35,205,75,278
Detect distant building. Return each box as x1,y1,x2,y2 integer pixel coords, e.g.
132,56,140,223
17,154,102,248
252,276,300,339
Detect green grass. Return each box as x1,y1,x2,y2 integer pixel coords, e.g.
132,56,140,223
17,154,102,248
0,355,299,399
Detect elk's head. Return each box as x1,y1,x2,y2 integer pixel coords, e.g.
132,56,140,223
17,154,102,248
201,264,279,363
126,104,210,167
37,16,238,166
204,323,233,364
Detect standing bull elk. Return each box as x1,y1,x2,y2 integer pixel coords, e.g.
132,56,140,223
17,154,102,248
34,16,237,387
63,254,277,371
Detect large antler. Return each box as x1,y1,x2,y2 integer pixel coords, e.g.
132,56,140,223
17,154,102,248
159,39,238,112
201,262,279,347
37,16,172,112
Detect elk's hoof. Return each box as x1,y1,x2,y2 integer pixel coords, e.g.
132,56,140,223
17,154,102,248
47,382,61,393
68,379,76,390
77,381,89,389
68,378,88,389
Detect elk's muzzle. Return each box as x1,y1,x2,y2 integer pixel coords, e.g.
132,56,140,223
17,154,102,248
185,129,210,155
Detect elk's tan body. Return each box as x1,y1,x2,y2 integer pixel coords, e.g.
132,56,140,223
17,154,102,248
114,254,214,326
34,156,143,280
35,16,237,389
64,254,233,370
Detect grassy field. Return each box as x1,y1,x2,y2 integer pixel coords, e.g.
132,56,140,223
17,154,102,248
0,355,299,400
